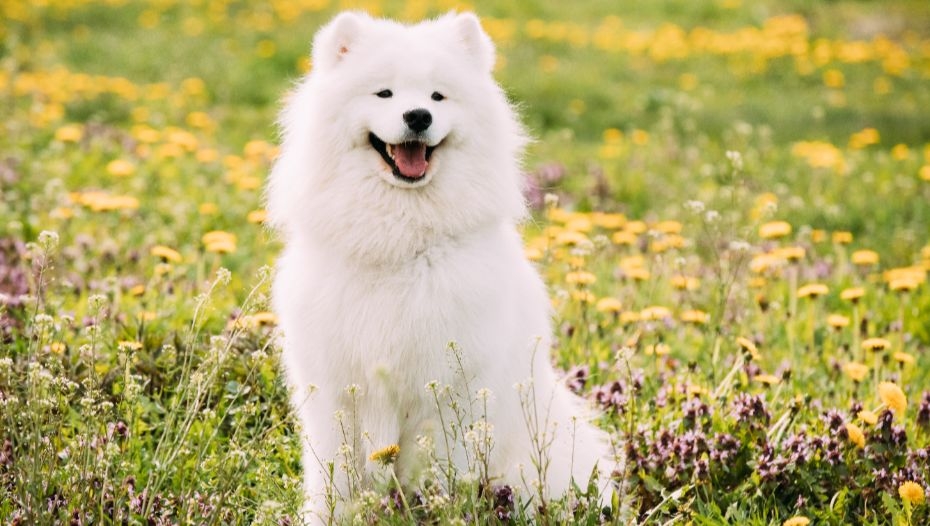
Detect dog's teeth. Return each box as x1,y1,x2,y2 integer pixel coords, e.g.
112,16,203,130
387,144,395,159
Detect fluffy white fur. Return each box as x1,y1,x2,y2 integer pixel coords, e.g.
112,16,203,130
268,12,616,523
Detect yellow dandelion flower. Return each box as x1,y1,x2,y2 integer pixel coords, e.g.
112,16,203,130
206,239,237,254
625,220,647,234
827,314,850,329
840,287,865,302
151,245,182,263
889,277,920,293
753,374,781,386
566,271,596,286
50,342,66,354
654,220,683,234
891,143,910,161
619,311,641,324
571,290,595,303
54,124,84,143
611,230,637,246
624,267,651,281
893,352,915,365
737,337,761,360
750,253,785,274
851,249,879,266
592,212,626,229
783,516,810,526
861,338,891,352
525,247,544,261
920,165,930,182
369,444,400,465
878,382,907,414
250,312,278,327
554,230,590,247
106,159,136,177
797,283,829,298
670,275,700,290
843,362,869,382
247,209,268,224
128,284,146,296
199,202,219,215
899,481,926,506
680,310,709,324
640,306,672,321
832,231,853,244
883,266,926,286
565,215,593,234
777,246,806,262
595,297,623,313
810,229,827,243
858,409,878,425
546,207,571,223
759,221,792,240
646,343,671,356
845,423,865,449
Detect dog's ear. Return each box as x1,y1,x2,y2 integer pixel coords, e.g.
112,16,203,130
312,11,366,71
452,12,495,73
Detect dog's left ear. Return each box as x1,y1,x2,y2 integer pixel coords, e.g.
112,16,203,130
452,13,495,73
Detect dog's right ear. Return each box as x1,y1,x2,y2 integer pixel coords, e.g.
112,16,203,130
312,11,366,71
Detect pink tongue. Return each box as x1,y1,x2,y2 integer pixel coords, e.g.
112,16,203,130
394,142,428,178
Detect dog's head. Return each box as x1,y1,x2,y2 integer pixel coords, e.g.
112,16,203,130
268,12,527,262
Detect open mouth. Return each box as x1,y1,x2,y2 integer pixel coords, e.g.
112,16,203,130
368,132,438,183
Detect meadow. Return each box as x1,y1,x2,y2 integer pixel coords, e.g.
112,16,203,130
2,0,930,524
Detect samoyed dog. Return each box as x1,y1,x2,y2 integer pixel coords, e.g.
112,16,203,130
268,11,616,523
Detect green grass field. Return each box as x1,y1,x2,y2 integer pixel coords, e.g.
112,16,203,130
2,0,929,524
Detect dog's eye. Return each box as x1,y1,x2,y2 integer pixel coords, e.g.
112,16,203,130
375,89,393,98
431,91,445,102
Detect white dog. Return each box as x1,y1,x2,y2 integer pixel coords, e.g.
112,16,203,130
267,11,615,523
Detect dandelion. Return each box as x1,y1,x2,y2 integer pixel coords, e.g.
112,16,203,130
777,246,805,262
640,306,672,321
893,352,915,365
54,124,83,142
851,249,879,266
106,159,136,177
247,209,267,223
203,231,237,254
827,314,850,328
840,287,865,302
151,245,182,263
782,515,810,526
845,422,865,448
797,283,830,301
753,374,781,386
595,297,622,313
858,409,878,425
842,362,869,382
250,312,278,327
369,444,400,465
670,275,700,290
878,382,907,414
832,231,853,244
898,481,925,506
680,309,709,324
759,221,792,240
861,338,891,352
565,271,596,285
889,277,920,293
737,337,761,360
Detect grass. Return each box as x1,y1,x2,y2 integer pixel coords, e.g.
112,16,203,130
1,0,929,524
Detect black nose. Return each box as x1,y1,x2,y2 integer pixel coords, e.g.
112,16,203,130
403,108,432,133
